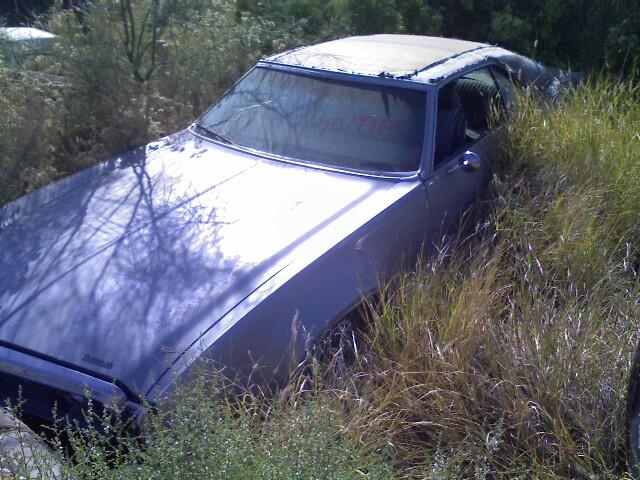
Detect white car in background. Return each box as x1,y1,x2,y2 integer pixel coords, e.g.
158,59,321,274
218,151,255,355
0,27,57,49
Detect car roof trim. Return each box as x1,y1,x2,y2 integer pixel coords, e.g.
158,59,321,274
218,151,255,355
266,34,489,78
412,46,518,82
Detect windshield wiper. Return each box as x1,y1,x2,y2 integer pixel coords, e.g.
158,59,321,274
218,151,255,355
193,123,234,145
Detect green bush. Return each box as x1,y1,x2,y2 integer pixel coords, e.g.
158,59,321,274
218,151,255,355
0,65,62,206
0,0,306,206
45,378,391,479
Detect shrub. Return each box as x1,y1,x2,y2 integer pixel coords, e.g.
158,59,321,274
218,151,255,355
43,377,392,479
0,64,62,206
0,0,305,206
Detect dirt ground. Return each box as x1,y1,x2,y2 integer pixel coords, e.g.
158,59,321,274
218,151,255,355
0,408,59,479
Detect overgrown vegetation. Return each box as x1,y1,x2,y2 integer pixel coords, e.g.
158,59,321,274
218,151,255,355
2,378,394,478
4,0,639,73
0,0,307,205
2,1,640,478
322,79,640,477
4,76,639,480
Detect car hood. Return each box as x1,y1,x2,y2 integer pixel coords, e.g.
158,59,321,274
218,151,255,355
0,131,414,399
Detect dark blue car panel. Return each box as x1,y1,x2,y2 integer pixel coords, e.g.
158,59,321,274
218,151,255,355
0,129,428,402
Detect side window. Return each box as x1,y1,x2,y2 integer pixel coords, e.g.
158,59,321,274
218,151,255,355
491,66,518,113
433,67,501,169
455,68,501,135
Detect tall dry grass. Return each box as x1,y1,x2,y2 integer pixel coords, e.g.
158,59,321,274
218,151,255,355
305,79,640,478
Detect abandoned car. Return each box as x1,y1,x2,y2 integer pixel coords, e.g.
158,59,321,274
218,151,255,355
628,345,640,477
0,35,570,426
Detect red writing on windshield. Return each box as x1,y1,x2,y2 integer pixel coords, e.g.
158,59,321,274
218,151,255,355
321,113,404,137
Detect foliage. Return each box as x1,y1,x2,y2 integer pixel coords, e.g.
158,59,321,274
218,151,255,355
2,378,392,479
5,1,640,74
0,0,303,205
344,0,402,35
0,65,61,205
234,0,640,74
115,0,179,84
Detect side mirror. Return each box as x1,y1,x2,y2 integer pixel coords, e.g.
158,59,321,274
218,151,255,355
460,150,481,173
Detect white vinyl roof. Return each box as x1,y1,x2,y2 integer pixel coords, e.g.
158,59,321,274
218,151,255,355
267,34,489,77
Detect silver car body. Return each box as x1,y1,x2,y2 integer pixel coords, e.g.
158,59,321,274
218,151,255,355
0,35,563,424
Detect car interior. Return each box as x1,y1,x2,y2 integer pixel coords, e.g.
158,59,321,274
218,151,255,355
434,67,502,168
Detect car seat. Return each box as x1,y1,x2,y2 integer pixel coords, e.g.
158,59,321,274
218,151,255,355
435,83,467,165
454,78,499,133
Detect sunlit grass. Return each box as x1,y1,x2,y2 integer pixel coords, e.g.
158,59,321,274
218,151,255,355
310,79,640,478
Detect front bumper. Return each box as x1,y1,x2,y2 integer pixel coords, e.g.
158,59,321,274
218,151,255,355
0,345,144,428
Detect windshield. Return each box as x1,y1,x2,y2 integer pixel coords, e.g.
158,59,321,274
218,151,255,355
197,67,427,173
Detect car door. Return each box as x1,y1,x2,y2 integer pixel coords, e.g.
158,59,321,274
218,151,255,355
423,65,506,243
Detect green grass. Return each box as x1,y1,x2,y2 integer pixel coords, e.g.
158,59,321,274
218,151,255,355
53,380,394,479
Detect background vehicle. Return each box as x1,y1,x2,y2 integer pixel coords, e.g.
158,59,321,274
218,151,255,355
0,27,57,47
629,343,640,477
0,35,567,427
